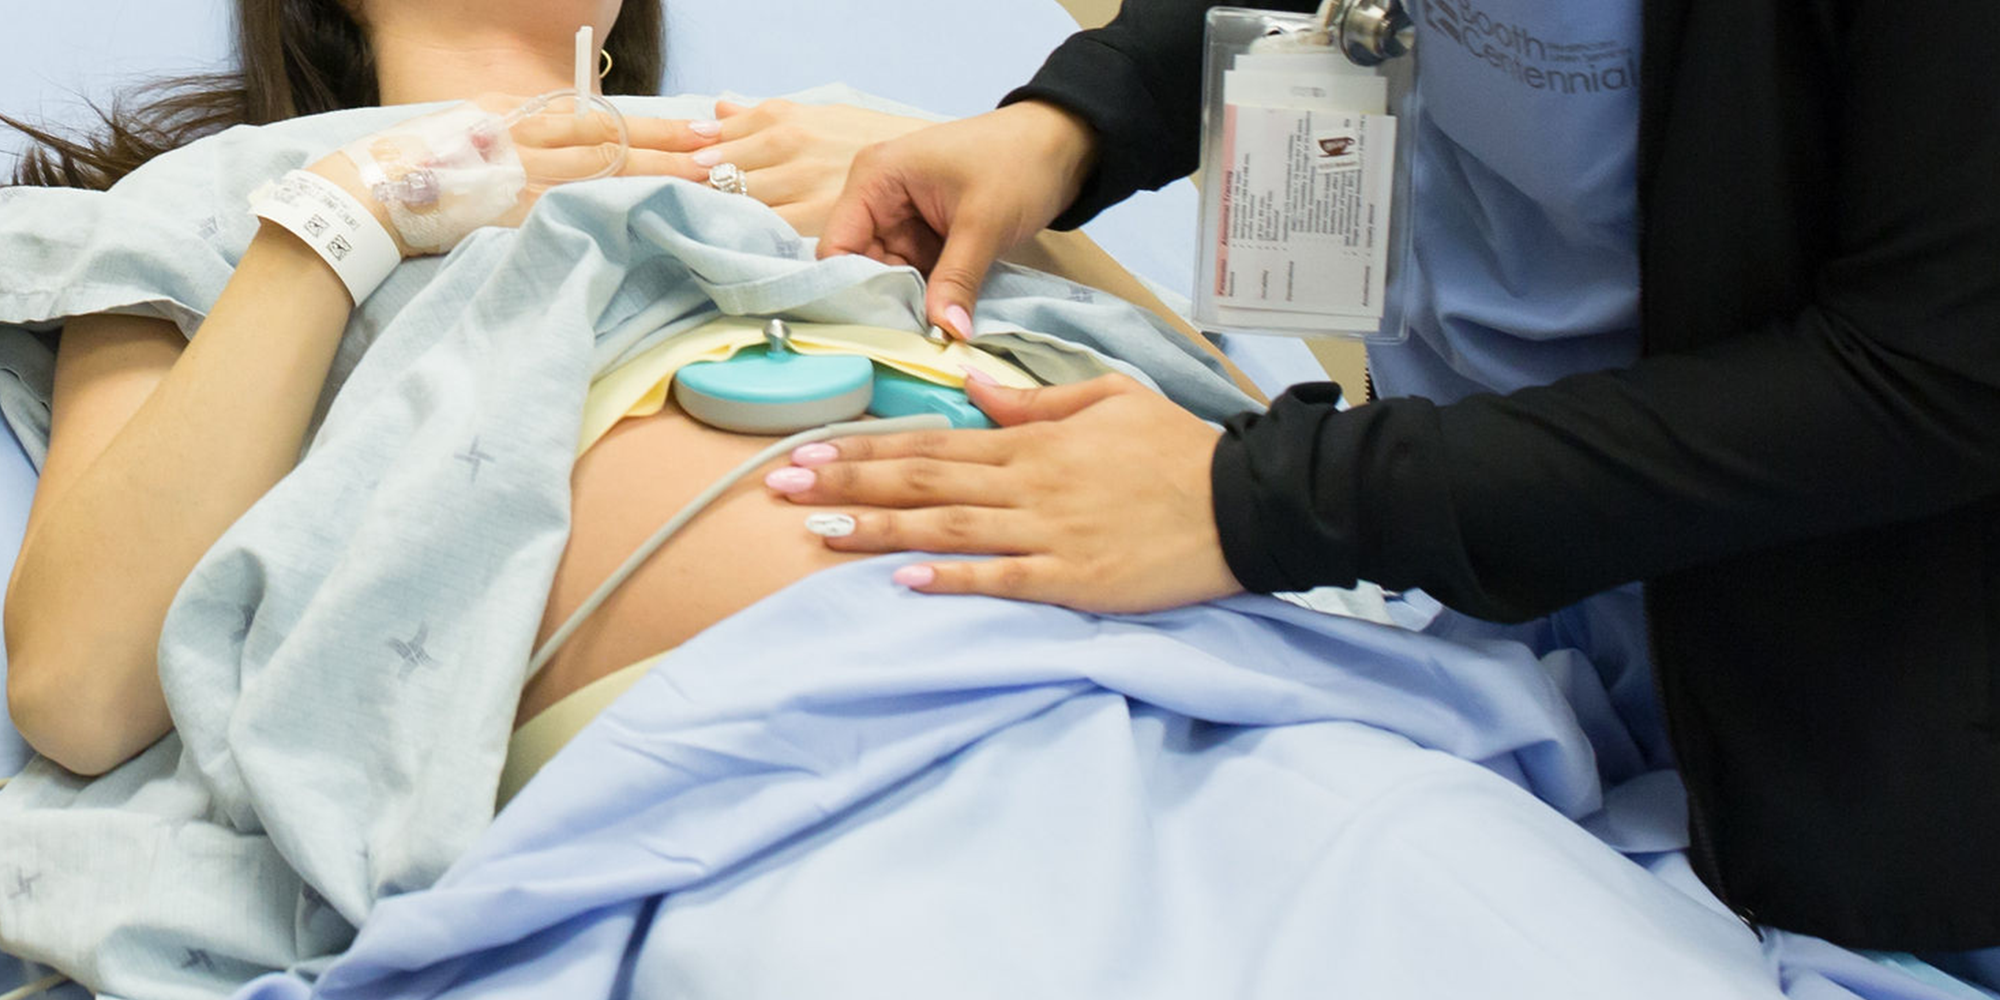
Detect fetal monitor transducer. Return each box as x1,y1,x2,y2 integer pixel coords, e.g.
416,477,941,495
672,319,998,434
529,316,1011,676
672,319,877,433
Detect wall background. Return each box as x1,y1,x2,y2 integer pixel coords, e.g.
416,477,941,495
0,0,235,163
0,1,1101,164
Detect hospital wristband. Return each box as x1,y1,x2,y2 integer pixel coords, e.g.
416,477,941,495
248,169,402,305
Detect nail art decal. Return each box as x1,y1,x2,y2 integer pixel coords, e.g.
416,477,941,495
804,512,857,537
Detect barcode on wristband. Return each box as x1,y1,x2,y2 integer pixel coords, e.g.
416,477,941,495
249,170,401,304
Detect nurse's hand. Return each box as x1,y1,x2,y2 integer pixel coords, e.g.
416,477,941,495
769,374,1244,614
817,101,1098,339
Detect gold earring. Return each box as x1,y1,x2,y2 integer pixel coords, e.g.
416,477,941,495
599,48,613,79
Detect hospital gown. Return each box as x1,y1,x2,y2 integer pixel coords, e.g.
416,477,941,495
0,88,1251,999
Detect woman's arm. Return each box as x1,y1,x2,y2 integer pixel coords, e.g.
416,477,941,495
0,94,698,774
4,224,353,775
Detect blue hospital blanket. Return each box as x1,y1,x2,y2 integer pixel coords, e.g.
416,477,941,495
0,89,1254,1000
232,558,1990,1000
0,86,1990,1000
0,418,37,776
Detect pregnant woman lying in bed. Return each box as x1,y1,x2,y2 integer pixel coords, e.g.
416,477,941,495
2,0,745,774
0,3,1267,985
0,0,1245,779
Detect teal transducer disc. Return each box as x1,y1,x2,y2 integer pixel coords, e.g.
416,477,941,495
674,346,875,434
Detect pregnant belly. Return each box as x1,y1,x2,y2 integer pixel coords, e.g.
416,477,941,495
518,401,866,723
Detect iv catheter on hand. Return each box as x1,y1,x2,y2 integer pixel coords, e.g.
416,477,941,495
337,24,632,254
249,24,630,300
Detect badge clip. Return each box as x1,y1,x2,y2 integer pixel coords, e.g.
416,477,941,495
1193,5,1418,343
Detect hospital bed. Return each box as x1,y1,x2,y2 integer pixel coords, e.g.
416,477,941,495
0,3,1992,999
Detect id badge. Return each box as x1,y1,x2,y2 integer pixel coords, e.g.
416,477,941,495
1195,4,1415,342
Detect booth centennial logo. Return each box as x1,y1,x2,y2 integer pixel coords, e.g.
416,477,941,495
1423,0,1636,95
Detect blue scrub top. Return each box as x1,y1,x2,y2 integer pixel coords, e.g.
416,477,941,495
1368,0,1670,790
1370,0,1643,404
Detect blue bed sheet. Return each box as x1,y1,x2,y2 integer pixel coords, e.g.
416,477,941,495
0,413,37,777
0,413,89,1000
224,557,1991,1000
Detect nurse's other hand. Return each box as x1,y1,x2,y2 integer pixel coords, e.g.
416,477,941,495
773,374,1244,614
669,100,932,235
817,101,1098,340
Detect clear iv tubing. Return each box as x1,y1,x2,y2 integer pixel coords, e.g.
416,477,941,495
526,413,954,680
506,89,633,184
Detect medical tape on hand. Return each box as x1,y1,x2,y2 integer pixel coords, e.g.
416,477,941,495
341,102,529,255
248,169,402,304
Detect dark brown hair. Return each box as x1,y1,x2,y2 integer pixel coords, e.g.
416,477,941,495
2,0,664,191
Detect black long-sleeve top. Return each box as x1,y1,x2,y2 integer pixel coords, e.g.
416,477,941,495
1004,0,2000,949
1005,0,2000,624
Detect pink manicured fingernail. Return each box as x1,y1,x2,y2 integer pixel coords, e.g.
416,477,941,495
892,564,937,588
960,365,998,387
791,442,839,466
689,120,722,137
764,467,815,493
693,148,723,168
943,304,973,340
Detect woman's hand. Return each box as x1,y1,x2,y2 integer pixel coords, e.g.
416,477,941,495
513,104,727,184
307,94,727,257
817,100,1098,338
767,374,1245,614
305,96,940,255
681,99,932,235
